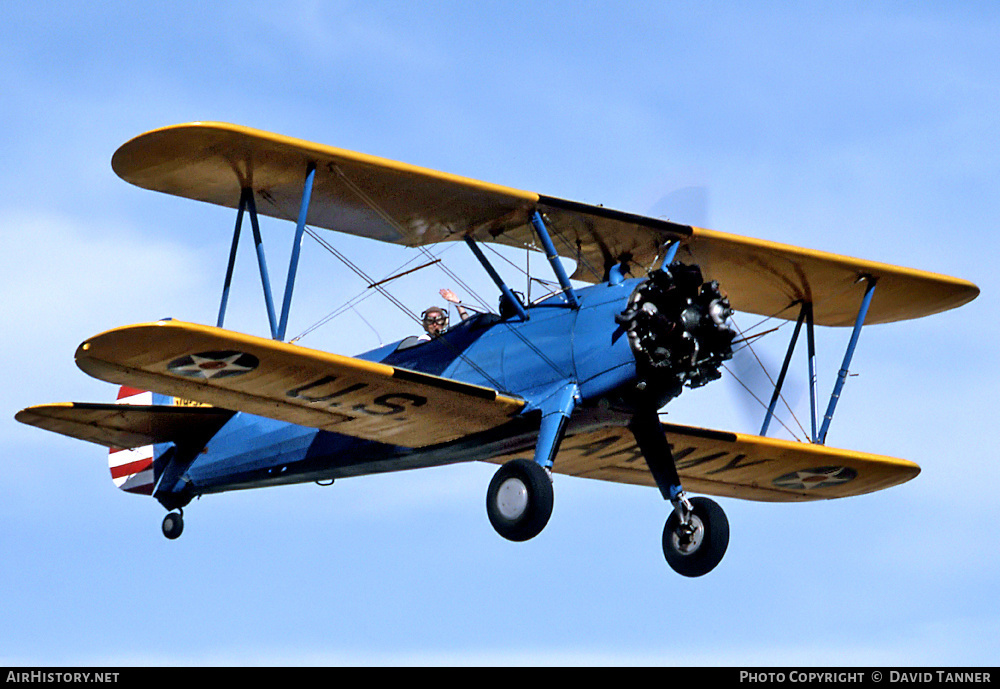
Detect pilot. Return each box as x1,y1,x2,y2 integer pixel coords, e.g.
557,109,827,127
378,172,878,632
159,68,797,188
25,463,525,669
420,306,449,338
419,289,470,340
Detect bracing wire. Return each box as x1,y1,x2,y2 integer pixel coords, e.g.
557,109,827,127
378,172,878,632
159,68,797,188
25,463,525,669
254,190,509,391
727,313,810,440
722,361,803,441
290,238,436,342
301,227,509,392
254,175,818,438
323,165,574,381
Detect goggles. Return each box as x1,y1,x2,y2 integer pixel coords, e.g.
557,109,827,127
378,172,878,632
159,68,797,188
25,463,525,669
422,311,448,326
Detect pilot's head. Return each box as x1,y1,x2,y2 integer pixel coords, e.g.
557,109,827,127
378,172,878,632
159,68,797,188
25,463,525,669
422,306,449,337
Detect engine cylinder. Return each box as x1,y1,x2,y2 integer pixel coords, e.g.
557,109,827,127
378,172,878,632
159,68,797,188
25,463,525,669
616,263,735,407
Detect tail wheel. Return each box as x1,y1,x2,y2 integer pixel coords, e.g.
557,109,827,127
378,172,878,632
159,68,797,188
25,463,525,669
161,510,184,540
662,497,729,577
487,459,554,542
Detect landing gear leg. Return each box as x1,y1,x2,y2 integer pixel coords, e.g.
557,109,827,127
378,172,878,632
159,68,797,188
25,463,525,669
161,508,184,540
629,408,729,577
486,383,577,542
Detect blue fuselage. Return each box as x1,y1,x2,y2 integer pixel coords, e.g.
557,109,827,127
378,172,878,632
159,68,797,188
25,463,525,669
160,278,643,504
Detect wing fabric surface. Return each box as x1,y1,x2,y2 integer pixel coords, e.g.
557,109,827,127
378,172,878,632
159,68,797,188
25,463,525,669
113,122,978,327
112,122,537,247
492,422,920,502
74,320,524,448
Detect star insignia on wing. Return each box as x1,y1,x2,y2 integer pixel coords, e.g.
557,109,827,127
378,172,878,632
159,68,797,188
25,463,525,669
167,351,259,379
772,466,857,490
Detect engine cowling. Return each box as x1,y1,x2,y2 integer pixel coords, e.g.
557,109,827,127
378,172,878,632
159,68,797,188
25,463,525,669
616,263,736,407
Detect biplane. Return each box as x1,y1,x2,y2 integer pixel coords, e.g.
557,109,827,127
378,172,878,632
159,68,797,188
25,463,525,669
16,123,979,577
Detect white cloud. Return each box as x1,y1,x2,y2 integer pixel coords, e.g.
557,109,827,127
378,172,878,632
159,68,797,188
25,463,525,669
0,210,213,403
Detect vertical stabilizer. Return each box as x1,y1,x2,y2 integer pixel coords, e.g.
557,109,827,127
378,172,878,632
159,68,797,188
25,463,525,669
109,386,155,495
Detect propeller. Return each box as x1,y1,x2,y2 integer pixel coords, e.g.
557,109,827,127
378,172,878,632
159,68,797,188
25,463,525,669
726,328,805,438
647,186,710,229
645,185,805,438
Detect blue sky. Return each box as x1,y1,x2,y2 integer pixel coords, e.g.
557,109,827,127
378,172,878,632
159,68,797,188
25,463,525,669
2,2,998,666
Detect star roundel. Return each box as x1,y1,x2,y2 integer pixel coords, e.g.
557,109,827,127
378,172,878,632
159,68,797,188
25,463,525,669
772,466,858,490
167,350,259,379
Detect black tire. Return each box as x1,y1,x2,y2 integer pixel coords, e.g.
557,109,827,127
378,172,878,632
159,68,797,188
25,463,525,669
162,511,184,540
486,459,554,542
662,497,729,577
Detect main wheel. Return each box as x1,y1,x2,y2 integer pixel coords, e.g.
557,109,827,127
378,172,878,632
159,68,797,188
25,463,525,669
662,497,729,577
162,510,184,540
486,459,554,542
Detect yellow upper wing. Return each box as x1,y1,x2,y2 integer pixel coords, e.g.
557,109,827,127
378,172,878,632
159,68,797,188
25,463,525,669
111,122,537,246
74,320,524,448
491,422,920,502
112,122,979,326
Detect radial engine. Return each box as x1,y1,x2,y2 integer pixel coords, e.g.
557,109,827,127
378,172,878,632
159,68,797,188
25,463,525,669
616,263,736,407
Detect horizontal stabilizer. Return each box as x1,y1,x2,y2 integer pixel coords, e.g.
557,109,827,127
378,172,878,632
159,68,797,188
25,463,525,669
493,421,920,502
15,403,235,450
74,319,525,448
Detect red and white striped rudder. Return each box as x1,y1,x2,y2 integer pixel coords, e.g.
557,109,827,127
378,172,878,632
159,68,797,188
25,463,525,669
108,386,155,495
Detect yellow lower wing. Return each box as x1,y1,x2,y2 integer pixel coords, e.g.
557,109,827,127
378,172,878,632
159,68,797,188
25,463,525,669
494,422,919,502
74,320,524,448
